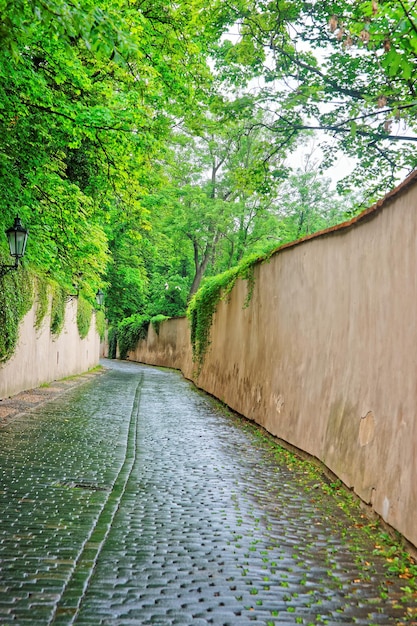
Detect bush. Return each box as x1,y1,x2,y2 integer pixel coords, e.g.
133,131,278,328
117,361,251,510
108,326,118,359
150,314,169,336
117,314,150,360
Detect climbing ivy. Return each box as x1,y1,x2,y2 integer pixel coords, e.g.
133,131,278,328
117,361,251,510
50,283,67,336
76,296,93,340
150,314,169,336
0,261,34,363
187,252,269,371
117,314,150,360
108,326,118,359
95,310,106,341
0,257,104,363
34,275,49,330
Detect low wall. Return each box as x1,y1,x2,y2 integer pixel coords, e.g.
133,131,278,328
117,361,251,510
0,298,101,398
127,170,417,550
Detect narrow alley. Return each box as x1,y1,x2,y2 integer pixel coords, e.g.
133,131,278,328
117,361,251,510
0,360,415,625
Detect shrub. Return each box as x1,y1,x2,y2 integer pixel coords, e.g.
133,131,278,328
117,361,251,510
117,314,150,359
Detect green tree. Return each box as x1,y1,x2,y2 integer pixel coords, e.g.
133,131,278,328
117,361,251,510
213,0,417,196
0,0,225,314
273,170,346,241
147,101,292,299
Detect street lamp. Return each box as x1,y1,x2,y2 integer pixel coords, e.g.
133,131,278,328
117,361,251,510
96,289,105,306
0,215,29,278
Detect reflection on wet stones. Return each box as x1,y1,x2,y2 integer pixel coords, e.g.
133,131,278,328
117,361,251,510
54,481,110,492
0,360,415,625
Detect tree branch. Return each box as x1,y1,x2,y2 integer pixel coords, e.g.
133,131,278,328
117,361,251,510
23,99,142,133
397,0,417,37
331,102,417,129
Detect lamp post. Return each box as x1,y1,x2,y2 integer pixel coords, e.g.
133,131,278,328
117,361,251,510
0,215,29,278
96,289,105,307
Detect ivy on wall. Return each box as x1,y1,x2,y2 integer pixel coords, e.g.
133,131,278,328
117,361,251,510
34,275,49,330
0,257,104,364
76,296,93,340
0,262,34,363
107,314,171,361
187,253,266,371
50,283,67,336
150,314,169,336
117,314,150,360
95,310,106,341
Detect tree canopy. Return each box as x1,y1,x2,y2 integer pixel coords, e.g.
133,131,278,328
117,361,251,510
213,0,417,193
0,0,415,328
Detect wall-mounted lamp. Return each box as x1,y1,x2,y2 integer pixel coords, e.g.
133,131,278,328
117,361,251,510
96,289,105,307
0,215,29,278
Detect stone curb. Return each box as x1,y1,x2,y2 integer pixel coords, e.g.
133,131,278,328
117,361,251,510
0,368,106,427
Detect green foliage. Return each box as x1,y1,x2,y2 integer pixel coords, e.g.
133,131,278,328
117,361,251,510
147,274,190,318
148,109,293,300
76,296,93,340
214,0,417,193
150,315,169,336
34,275,50,330
95,310,106,341
188,253,264,370
104,217,150,325
2,0,414,352
272,167,348,241
0,263,33,363
116,314,150,360
50,284,67,336
0,0,225,332
108,327,118,359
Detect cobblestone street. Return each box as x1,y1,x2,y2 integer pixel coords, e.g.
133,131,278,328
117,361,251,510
0,359,415,625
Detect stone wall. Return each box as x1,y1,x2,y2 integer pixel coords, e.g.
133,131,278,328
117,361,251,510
126,170,417,550
0,298,101,399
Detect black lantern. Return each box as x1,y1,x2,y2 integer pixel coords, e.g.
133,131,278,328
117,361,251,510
96,289,105,306
0,215,29,277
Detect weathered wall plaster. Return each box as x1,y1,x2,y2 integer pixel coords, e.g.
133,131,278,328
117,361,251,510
126,171,417,549
0,298,100,398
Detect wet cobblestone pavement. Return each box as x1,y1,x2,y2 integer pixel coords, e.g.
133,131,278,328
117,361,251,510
0,360,416,625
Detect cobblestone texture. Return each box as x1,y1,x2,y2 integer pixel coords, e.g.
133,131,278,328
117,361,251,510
0,360,415,625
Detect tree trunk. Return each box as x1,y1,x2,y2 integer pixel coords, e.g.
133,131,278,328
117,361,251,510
188,233,218,298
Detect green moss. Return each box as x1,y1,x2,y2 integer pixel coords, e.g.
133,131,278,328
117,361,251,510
50,283,66,336
0,261,34,363
76,296,93,339
95,309,106,340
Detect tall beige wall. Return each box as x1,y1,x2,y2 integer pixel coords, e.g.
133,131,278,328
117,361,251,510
0,298,100,398
127,171,417,549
